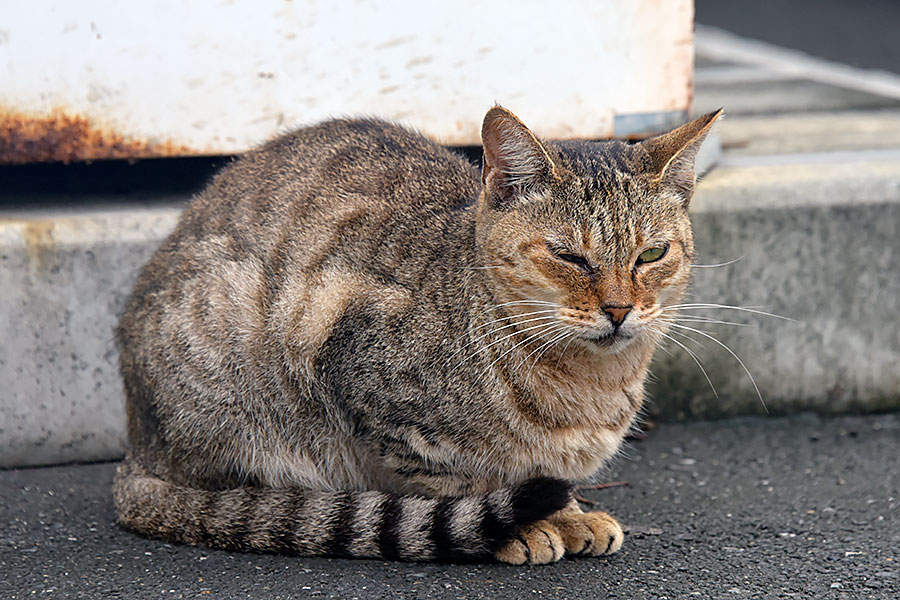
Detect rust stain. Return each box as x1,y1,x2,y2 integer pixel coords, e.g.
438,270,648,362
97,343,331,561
0,106,196,164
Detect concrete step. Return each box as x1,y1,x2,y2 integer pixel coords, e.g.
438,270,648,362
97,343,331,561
649,148,900,419
2,131,899,467
716,111,900,156
1,206,181,467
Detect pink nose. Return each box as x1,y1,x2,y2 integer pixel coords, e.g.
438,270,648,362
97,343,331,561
602,306,632,327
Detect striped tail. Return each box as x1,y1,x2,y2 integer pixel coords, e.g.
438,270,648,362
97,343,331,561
113,460,572,561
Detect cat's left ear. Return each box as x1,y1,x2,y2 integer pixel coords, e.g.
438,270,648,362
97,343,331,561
642,109,723,206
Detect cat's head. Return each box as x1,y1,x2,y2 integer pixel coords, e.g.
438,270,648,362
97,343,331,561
475,106,721,355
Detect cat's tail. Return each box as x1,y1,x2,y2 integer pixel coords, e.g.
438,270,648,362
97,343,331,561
113,460,572,562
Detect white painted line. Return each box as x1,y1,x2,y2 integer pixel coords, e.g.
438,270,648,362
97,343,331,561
718,148,900,169
695,25,900,101
694,66,796,85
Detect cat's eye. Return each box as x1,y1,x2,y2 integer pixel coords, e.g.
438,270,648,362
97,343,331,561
548,244,591,270
557,253,590,268
636,245,668,265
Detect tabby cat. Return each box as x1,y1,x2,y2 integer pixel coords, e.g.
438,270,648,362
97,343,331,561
114,106,720,564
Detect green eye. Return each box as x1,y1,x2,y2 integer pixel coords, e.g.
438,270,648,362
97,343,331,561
637,245,668,264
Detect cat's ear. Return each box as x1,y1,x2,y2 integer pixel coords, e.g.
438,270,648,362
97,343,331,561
481,106,560,207
642,109,722,206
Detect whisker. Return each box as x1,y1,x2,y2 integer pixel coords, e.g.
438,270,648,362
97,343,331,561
517,327,572,372
554,335,578,368
655,342,676,358
456,320,560,372
661,315,749,327
661,303,795,322
459,265,505,270
469,309,560,334
650,326,718,398
668,323,768,413
474,300,560,317
690,256,744,268
506,324,569,369
453,313,559,355
478,322,565,380
489,300,560,308
665,326,710,351
533,330,575,370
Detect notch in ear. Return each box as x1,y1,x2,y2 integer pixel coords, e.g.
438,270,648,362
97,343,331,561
481,106,559,207
642,109,723,205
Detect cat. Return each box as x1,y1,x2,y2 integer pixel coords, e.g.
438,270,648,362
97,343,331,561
113,106,720,564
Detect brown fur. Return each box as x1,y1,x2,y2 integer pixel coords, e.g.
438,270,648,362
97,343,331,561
114,106,720,563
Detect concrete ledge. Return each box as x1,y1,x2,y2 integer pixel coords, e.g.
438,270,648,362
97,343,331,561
715,111,900,156
2,151,900,466
648,155,900,418
1,207,183,467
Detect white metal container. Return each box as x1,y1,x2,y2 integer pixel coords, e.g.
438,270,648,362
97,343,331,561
0,0,693,163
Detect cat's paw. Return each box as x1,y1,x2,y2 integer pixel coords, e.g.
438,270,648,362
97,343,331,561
494,520,565,565
550,510,624,556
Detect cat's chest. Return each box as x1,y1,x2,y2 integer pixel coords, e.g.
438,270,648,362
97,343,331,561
519,362,644,431
500,375,644,480
535,424,628,480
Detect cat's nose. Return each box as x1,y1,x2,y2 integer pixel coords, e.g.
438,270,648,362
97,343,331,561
602,305,632,327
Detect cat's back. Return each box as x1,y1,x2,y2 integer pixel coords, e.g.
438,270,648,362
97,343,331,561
127,118,481,306
186,118,479,243
120,118,481,371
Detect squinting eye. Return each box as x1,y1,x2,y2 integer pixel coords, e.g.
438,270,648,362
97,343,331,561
637,245,668,264
557,252,590,269
546,241,591,270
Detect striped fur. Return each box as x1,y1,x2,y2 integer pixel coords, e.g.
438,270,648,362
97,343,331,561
114,106,719,563
113,460,572,561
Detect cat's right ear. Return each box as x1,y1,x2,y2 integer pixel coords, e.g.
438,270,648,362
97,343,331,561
481,107,559,207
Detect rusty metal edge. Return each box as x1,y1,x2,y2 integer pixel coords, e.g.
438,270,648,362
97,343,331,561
0,106,203,164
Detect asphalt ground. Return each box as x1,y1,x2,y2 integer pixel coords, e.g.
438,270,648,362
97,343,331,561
2,414,898,599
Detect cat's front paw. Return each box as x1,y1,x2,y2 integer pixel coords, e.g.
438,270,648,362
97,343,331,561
494,520,565,565
550,510,624,556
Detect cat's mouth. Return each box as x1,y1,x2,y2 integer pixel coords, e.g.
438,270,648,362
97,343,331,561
558,316,638,351
587,329,634,348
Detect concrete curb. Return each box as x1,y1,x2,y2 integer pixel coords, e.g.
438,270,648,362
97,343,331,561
1,207,181,467
649,154,900,419
0,111,900,466
2,147,898,467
